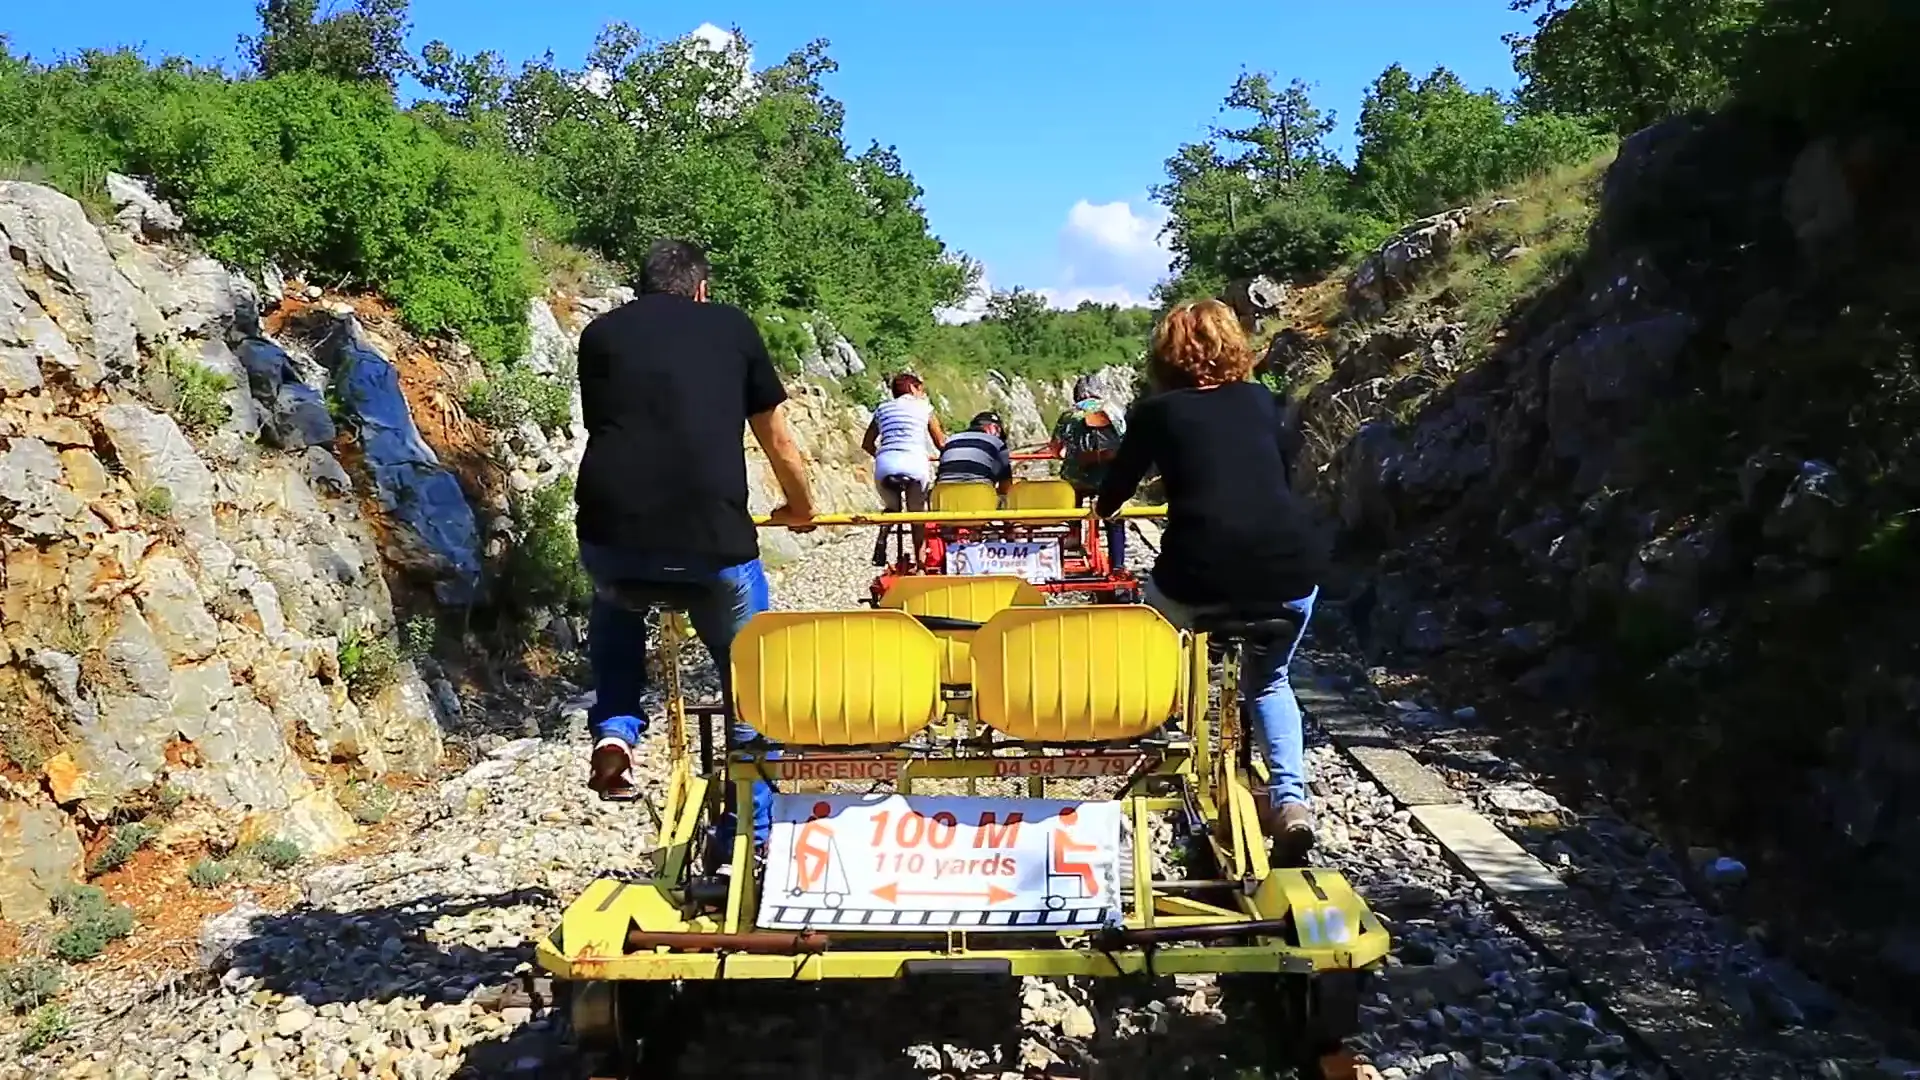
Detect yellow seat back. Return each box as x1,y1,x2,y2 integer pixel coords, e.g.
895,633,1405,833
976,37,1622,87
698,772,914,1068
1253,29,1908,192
732,611,942,746
1007,478,1078,511
970,606,1181,742
930,482,1001,514
878,576,1049,686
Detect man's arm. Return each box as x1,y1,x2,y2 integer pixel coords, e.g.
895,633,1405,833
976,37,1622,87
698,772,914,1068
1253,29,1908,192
1094,406,1154,518
862,417,879,457
995,442,1014,495
751,405,815,528
576,322,610,434
927,413,948,451
737,308,812,528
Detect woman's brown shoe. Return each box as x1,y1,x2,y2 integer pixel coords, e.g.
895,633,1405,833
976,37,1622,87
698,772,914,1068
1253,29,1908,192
1266,801,1316,866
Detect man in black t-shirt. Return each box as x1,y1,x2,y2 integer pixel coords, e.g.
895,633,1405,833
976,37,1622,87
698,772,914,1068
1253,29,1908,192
574,238,814,850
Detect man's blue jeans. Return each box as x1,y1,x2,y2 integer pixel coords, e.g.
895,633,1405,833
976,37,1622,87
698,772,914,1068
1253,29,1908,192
1144,579,1318,807
581,545,777,846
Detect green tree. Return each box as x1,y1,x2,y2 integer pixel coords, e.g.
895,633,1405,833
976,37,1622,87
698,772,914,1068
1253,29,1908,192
1506,0,1761,135
1213,73,1342,191
1351,63,1607,223
240,0,415,91
1151,74,1361,287
986,288,1050,355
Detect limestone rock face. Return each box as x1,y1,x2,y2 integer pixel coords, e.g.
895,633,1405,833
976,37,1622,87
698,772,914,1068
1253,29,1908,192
0,178,449,860
0,802,84,923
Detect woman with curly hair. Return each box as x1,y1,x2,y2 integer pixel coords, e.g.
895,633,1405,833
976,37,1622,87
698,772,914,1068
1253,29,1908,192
1095,298,1329,862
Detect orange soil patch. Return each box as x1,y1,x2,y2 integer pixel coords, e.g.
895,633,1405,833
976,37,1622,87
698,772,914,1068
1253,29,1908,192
89,846,296,970
78,794,425,980
0,919,24,962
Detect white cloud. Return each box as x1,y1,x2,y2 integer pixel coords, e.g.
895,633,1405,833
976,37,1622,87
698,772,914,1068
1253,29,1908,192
1042,198,1172,311
935,199,1171,323
687,22,738,53
1037,283,1148,309
935,272,993,325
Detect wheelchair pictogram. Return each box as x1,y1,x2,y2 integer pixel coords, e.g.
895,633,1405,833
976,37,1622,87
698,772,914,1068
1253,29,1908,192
1044,807,1101,911
786,800,849,908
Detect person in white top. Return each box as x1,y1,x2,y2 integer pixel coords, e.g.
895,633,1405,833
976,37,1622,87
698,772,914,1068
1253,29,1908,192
862,372,947,566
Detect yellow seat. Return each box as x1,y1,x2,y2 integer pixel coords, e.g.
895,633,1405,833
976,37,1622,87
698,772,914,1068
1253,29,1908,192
930,481,1001,514
969,606,1182,742
732,611,942,746
1007,478,1078,511
877,576,1048,686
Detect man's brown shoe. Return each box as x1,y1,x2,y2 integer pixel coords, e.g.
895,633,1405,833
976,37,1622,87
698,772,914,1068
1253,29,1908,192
1267,801,1316,866
587,738,639,801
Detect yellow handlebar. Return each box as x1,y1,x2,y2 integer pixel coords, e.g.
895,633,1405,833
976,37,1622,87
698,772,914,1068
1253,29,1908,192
752,506,1167,527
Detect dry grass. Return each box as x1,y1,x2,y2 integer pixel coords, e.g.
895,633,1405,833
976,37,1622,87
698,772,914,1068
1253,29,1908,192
1426,150,1617,360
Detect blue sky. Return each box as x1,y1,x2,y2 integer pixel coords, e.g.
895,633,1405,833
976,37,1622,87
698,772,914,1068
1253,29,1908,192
6,1,1534,310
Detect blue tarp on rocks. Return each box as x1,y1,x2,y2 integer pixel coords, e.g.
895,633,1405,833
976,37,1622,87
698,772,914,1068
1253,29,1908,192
323,317,483,605
233,335,336,450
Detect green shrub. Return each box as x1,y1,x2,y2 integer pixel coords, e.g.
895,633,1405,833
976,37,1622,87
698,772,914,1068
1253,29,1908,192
154,783,186,817
462,363,573,435
49,885,134,963
87,821,158,877
0,53,540,362
241,838,302,871
502,478,591,613
337,625,401,699
135,485,174,519
399,614,436,661
338,779,396,825
0,725,49,775
0,962,62,1015
752,309,815,376
50,884,109,920
186,858,233,889
20,1004,69,1054
148,344,234,434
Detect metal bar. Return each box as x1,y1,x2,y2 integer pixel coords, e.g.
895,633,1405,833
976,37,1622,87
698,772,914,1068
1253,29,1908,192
1152,879,1243,893
627,929,829,954
1128,797,1152,927
1097,918,1296,947
549,941,1363,981
753,506,1168,527
722,750,1184,782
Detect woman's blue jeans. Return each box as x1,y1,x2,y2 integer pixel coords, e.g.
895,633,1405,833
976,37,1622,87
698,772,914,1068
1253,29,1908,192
1144,579,1318,807
581,545,776,847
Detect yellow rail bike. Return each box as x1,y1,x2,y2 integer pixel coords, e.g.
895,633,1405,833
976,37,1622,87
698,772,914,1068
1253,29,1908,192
534,507,1389,1078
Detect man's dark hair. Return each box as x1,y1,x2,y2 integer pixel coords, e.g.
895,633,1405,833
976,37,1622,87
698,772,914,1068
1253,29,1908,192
640,239,711,297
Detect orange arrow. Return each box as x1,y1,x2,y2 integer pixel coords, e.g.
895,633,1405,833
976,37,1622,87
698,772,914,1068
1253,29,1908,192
872,882,1017,905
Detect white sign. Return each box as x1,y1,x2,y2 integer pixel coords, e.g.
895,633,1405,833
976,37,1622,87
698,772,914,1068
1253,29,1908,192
945,541,1062,584
758,794,1123,933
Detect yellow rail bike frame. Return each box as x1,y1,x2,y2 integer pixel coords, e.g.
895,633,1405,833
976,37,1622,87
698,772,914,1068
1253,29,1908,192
535,599,1389,983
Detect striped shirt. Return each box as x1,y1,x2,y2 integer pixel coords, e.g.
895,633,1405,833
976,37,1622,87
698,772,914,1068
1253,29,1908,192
935,430,1011,485
873,395,935,456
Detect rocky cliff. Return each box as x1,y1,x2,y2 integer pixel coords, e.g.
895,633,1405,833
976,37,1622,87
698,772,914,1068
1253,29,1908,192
0,175,893,930
1278,116,1920,1022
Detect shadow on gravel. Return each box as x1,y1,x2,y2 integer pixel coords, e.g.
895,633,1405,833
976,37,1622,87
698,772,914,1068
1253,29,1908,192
215,888,555,1005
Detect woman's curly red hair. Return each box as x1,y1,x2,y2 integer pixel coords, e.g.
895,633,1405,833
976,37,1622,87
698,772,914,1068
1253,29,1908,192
1149,299,1255,389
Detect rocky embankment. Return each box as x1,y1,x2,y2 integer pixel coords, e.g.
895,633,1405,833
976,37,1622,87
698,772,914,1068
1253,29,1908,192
1271,115,1920,1034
